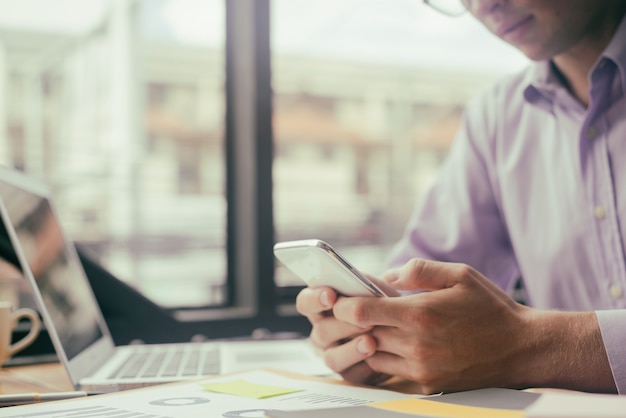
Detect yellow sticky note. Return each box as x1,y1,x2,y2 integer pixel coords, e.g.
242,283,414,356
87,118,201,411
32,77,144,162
200,379,303,399
369,398,525,418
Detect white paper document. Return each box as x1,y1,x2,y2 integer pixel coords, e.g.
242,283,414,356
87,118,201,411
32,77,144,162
2,370,412,418
525,391,626,418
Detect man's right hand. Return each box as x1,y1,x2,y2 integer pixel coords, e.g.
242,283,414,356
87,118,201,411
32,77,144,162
295,286,390,385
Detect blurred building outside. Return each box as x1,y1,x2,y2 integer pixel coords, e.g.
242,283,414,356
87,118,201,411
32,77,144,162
0,0,527,306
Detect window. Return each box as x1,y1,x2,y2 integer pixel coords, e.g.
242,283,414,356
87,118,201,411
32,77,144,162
271,0,528,285
0,0,227,309
1,0,528,338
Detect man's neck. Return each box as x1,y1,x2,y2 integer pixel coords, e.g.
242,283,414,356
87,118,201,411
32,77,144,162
552,52,597,107
552,7,626,107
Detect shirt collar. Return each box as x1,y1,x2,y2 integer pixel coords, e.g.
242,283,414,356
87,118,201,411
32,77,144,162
523,61,561,112
599,13,626,93
523,14,626,110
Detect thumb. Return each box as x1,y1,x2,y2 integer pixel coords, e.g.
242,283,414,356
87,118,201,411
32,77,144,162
382,258,461,291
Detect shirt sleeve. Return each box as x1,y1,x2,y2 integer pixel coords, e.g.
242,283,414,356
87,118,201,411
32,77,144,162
386,93,520,294
596,310,626,394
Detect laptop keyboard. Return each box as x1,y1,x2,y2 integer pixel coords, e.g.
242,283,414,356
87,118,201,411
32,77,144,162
109,345,220,380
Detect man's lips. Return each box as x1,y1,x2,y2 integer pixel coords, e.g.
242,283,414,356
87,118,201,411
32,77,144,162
495,15,533,38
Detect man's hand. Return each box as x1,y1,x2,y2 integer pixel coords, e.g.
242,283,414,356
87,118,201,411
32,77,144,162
332,259,615,394
329,259,529,394
295,285,390,385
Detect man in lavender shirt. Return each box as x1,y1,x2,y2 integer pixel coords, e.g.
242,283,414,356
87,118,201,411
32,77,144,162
296,0,626,395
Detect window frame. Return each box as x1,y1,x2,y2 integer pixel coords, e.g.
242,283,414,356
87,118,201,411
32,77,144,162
0,0,312,348
162,0,309,340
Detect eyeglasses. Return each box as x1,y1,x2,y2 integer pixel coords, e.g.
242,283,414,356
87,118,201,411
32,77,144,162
423,0,467,17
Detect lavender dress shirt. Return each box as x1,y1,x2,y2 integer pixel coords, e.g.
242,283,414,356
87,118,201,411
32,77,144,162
387,18,626,392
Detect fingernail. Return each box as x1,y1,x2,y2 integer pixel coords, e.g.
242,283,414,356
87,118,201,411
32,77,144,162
357,338,371,355
320,290,330,308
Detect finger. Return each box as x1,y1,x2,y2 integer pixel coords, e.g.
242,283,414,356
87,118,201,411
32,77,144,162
335,290,454,329
333,295,410,328
363,273,402,297
322,334,377,374
365,350,426,387
309,316,372,350
383,259,467,291
370,326,416,357
296,286,337,321
340,362,390,386
367,350,446,395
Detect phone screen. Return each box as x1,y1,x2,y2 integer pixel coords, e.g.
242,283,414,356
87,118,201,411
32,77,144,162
274,239,392,297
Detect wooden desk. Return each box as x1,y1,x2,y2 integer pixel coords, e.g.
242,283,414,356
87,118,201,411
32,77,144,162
0,363,73,395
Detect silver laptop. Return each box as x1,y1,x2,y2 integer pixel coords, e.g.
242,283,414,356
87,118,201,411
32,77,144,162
0,166,329,392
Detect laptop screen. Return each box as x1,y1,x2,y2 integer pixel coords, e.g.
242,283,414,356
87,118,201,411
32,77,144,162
0,179,103,360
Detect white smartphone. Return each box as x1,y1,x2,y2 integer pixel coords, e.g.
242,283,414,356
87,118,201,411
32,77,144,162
273,239,398,297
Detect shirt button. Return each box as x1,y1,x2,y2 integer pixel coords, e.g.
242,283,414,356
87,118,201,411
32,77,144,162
594,205,606,220
609,284,623,300
586,126,598,140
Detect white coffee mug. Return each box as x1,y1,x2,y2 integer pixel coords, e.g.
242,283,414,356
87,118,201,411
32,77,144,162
0,301,41,366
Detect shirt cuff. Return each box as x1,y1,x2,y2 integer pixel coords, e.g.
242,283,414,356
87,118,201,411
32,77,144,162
595,309,626,394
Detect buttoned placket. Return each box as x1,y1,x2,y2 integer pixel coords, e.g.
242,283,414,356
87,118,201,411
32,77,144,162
582,59,626,307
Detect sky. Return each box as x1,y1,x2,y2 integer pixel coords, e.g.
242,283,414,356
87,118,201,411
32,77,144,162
0,0,529,76
0,0,108,33
271,0,528,74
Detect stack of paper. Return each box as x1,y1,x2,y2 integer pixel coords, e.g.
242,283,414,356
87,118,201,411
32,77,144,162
265,398,526,417
4,368,624,418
